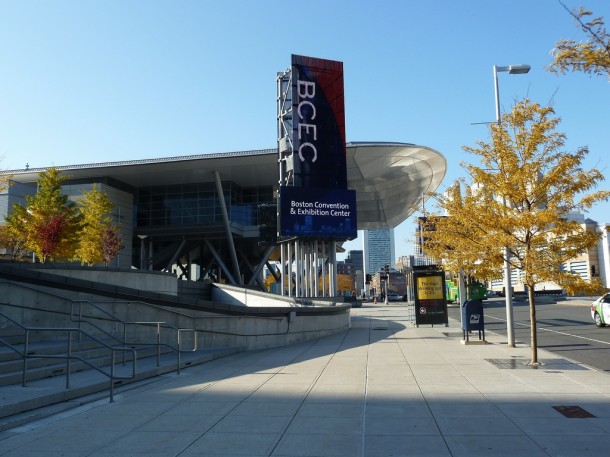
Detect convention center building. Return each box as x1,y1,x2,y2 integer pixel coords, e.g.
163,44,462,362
1,142,447,291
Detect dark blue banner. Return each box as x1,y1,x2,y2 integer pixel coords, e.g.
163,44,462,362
291,55,347,190
279,186,356,239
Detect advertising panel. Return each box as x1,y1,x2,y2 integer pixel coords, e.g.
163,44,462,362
413,270,448,326
291,54,347,190
279,186,356,239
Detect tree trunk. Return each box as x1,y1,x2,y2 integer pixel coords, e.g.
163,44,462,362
528,286,538,366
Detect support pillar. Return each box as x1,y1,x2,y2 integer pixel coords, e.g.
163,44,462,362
214,170,241,284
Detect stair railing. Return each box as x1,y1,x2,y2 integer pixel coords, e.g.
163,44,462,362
0,310,136,402
70,300,198,374
2,282,200,376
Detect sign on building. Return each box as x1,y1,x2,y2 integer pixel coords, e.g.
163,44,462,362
278,54,357,240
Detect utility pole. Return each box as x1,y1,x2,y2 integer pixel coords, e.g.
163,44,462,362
384,264,390,304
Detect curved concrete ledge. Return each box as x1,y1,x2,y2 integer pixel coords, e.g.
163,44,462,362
4,263,178,295
0,264,351,351
0,262,351,316
212,283,347,310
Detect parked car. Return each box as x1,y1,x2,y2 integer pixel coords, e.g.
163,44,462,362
591,293,610,327
387,293,401,302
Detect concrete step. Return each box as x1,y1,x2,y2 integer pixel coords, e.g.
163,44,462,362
0,346,243,431
0,339,193,387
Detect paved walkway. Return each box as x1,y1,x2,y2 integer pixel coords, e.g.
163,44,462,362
1,302,610,456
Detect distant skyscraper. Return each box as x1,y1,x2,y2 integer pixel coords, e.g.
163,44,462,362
362,228,395,274
345,250,363,272
336,250,363,276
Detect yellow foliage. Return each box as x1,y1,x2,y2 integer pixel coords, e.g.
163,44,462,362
336,274,355,294
73,185,115,266
424,99,609,295
264,273,277,292
4,168,82,262
263,271,354,295
549,5,610,80
424,99,609,364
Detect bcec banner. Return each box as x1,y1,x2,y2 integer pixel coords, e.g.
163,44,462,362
278,54,356,240
280,186,356,239
290,54,347,189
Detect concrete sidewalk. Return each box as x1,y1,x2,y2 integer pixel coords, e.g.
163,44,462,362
1,303,610,456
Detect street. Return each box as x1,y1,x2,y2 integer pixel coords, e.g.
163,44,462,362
448,297,610,373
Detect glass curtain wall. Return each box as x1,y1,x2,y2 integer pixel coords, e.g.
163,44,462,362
136,182,273,229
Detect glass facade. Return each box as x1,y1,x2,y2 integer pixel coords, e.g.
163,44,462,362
364,228,395,275
136,182,274,229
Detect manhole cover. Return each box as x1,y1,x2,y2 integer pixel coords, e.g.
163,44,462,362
553,406,596,418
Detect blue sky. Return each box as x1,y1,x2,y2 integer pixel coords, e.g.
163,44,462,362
1,0,609,260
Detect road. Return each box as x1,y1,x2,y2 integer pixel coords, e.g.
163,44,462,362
447,297,610,373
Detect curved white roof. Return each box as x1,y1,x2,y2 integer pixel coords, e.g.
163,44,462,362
347,142,446,229
4,142,446,230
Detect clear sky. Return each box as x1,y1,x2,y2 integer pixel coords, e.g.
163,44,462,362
1,0,609,260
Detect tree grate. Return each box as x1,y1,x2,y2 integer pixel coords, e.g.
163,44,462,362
484,358,588,370
553,405,596,418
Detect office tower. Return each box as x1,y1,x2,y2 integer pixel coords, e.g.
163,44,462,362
363,228,395,275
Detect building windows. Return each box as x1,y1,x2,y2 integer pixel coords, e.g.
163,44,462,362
135,183,273,228
364,228,395,274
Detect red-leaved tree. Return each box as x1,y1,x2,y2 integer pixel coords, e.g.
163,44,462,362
101,227,124,266
35,213,68,262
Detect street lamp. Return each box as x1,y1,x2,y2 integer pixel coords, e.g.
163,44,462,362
494,64,530,124
493,63,530,348
384,264,390,305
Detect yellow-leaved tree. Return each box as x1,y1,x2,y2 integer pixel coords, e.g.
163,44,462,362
74,185,123,266
423,99,609,366
5,168,82,263
549,3,610,79
420,213,504,296
0,171,28,260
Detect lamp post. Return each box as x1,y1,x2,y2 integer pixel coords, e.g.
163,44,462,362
493,63,530,348
138,235,148,270
384,264,389,305
494,64,530,124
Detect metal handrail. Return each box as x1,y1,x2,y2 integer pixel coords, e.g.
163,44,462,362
70,300,198,374
3,281,202,374
0,311,136,402
0,281,200,373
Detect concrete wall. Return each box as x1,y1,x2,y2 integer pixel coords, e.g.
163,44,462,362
12,264,177,296
52,268,177,296
0,278,351,351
